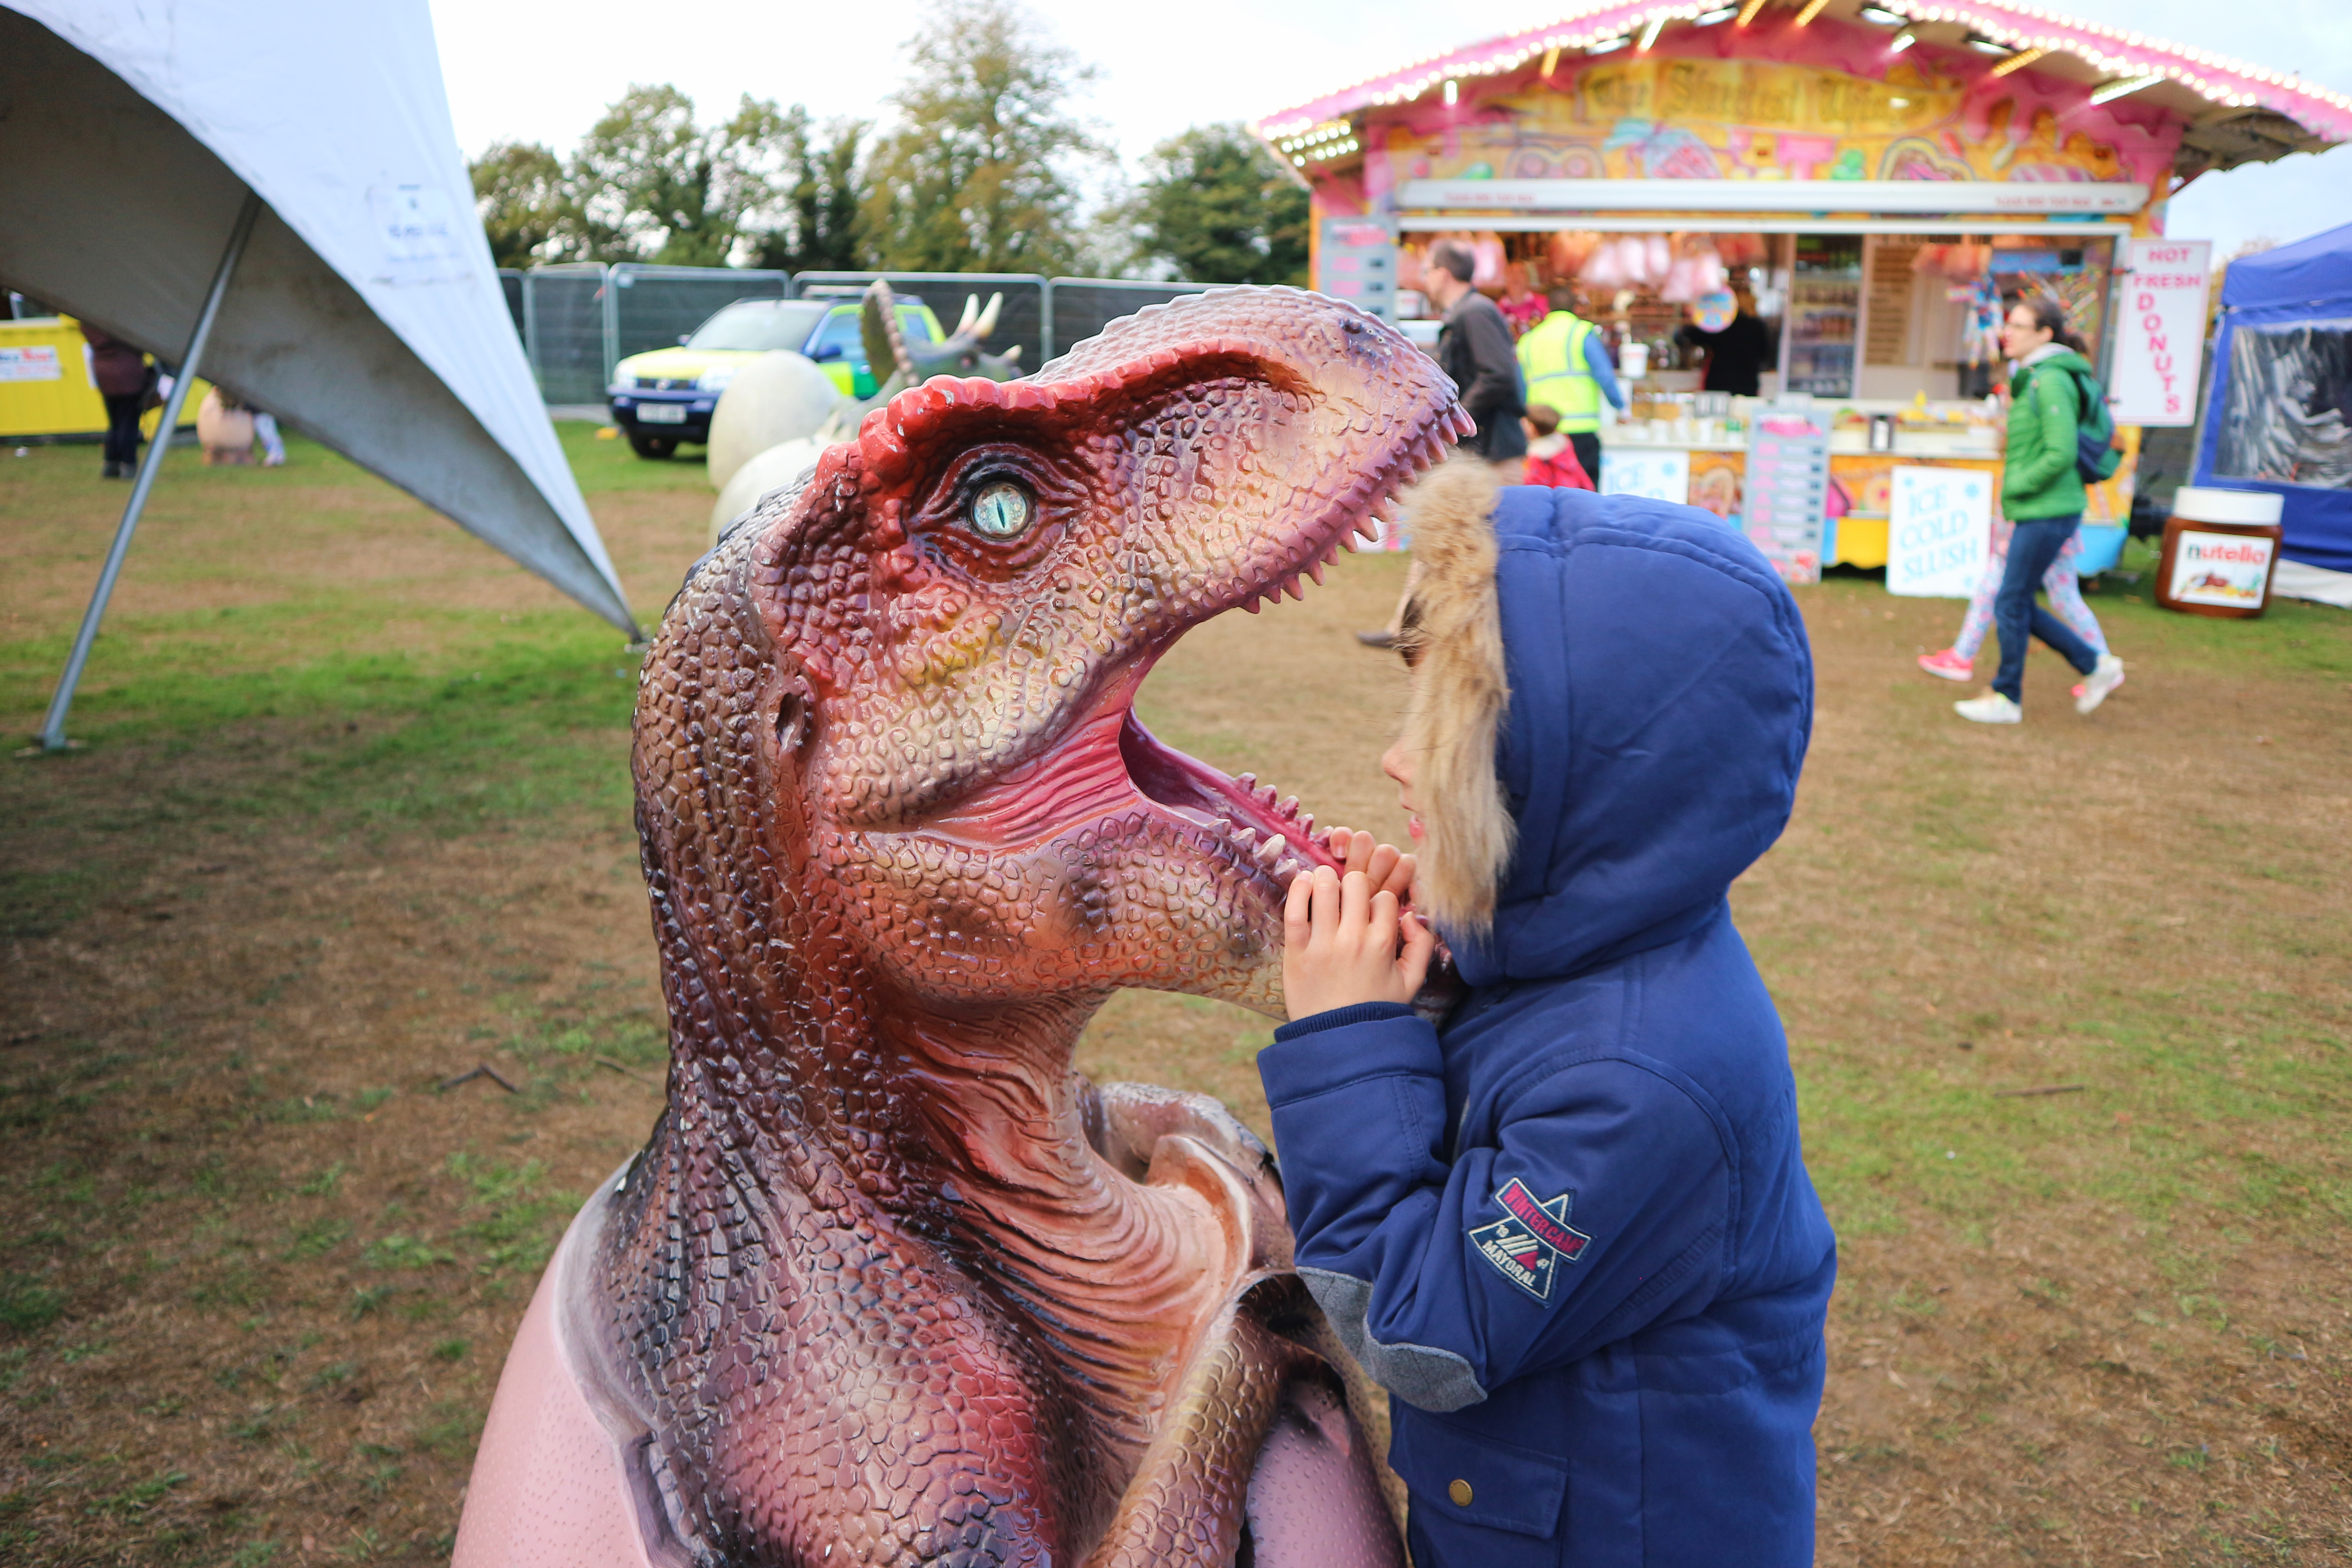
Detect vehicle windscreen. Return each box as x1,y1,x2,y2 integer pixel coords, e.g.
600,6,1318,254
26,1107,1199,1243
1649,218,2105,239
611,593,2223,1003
685,301,827,353
808,309,866,365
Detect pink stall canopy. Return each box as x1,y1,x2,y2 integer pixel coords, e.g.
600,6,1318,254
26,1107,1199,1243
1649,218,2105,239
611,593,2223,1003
1254,0,2351,183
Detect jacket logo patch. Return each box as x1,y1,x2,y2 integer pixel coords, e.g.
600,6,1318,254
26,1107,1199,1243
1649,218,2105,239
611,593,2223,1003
1468,1178,1591,1302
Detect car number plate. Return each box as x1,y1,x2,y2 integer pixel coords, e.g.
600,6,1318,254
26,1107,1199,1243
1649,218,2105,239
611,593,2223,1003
637,403,687,424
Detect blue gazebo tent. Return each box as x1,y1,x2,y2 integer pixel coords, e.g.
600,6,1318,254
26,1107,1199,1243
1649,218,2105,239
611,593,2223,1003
2195,221,2352,606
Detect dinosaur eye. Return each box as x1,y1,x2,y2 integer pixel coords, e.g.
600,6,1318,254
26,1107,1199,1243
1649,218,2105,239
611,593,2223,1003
968,481,1033,540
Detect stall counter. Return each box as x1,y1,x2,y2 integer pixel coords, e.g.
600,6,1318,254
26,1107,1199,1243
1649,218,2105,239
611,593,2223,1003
1596,405,2136,576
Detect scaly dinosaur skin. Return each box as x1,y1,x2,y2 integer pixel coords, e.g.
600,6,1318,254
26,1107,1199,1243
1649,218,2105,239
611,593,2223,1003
466,287,1470,1567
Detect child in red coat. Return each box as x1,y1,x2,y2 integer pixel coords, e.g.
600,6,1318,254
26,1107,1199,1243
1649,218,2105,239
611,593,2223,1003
1520,403,1593,490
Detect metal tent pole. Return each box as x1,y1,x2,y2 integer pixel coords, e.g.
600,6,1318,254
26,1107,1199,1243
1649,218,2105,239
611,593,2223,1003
37,190,263,754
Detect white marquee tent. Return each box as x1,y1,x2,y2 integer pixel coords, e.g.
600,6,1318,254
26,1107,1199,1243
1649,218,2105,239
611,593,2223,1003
0,0,639,745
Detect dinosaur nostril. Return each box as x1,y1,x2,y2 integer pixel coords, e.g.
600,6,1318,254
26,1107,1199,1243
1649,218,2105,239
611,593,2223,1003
774,692,807,753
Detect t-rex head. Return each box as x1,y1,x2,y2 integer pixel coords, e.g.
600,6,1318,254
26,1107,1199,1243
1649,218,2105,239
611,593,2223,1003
637,287,1467,1048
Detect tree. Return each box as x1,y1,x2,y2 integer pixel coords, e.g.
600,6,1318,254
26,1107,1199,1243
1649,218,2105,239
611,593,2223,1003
566,85,796,265
469,140,576,267
1132,124,1310,286
861,0,1107,275
746,109,869,274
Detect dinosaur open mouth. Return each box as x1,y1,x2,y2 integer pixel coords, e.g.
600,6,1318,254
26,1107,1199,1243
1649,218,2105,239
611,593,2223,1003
1110,418,1466,894
1118,710,1339,888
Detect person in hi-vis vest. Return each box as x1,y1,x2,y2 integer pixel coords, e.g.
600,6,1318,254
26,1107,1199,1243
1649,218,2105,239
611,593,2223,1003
1516,288,1627,487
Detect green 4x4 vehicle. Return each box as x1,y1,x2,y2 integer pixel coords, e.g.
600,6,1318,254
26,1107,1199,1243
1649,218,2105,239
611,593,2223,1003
607,295,943,459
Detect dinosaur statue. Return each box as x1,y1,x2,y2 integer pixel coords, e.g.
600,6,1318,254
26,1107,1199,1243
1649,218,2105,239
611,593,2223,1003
455,285,1474,1568
861,279,1024,402
712,283,1030,544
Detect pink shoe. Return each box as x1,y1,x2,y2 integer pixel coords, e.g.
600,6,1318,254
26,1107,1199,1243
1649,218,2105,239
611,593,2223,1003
1917,648,1973,682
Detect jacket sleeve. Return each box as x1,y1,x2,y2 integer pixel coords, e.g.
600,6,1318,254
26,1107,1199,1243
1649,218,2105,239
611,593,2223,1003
1260,1008,1733,1413
1458,306,1525,420
1583,329,1628,411
2009,366,2079,498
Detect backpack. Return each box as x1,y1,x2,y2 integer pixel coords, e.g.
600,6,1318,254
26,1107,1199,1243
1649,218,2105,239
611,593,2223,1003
2054,363,2122,484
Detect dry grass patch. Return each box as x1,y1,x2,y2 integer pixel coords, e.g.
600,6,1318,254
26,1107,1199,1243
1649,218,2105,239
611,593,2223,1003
5,429,2351,1564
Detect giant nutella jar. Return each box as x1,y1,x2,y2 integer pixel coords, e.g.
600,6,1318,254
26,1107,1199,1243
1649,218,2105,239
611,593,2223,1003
2156,486,2285,618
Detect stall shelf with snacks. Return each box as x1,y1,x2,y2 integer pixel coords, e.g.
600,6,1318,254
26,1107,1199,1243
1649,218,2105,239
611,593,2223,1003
1257,0,2350,587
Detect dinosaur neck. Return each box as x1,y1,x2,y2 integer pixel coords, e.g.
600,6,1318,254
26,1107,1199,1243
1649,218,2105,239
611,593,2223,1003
650,931,1227,1459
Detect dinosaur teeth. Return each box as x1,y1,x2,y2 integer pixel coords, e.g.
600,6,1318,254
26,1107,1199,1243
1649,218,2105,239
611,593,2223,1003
1254,834,1287,866
1231,826,1259,852
1278,794,1300,819
1282,574,1305,601
1297,812,1316,839
1257,784,1279,808
1236,773,1257,792
1307,558,1327,586
1241,596,1262,614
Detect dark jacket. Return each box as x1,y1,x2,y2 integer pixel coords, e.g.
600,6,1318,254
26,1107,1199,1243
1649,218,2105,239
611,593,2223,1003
2003,346,2091,520
1675,310,1773,397
1439,291,1528,461
78,323,151,399
1260,486,1835,1568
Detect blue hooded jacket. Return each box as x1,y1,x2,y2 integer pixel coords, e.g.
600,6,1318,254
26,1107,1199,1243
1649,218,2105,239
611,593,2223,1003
1259,485,1835,1568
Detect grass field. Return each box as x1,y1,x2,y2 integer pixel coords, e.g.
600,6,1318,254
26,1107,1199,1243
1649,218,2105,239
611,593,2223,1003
3,426,2350,1565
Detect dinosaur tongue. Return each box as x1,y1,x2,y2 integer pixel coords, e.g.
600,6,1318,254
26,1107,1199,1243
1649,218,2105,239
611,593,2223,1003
1117,711,1343,879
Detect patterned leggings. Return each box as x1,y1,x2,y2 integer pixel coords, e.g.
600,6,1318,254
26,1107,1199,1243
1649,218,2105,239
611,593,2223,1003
1952,518,2108,660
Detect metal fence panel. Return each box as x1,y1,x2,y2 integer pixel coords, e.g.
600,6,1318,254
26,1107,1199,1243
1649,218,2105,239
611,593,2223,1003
792,271,1050,369
1045,279,1211,363
506,267,1217,406
608,264,791,371
520,264,610,406
496,270,526,342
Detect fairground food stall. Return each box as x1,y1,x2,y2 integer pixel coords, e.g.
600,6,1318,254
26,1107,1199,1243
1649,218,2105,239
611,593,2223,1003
1255,0,2351,588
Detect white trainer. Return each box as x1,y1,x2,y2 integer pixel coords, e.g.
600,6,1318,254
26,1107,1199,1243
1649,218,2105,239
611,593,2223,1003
1955,692,2023,725
2075,653,2126,715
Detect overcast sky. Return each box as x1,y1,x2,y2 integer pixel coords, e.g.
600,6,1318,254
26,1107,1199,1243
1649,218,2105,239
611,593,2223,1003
429,0,2352,260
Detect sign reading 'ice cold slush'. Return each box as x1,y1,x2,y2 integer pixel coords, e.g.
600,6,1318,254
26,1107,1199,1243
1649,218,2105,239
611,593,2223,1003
1598,446,1691,506
2110,239,2213,427
1886,465,1993,598
2166,528,2274,608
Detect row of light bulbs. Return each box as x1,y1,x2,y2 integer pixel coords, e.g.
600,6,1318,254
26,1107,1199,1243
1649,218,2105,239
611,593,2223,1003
1255,0,2349,144
1275,119,1362,168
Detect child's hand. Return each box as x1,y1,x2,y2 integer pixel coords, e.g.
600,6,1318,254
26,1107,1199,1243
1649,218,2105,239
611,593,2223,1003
1281,830,1436,1022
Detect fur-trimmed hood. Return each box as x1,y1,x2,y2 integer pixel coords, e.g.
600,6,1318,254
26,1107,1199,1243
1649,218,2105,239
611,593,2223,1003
1401,471,1812,985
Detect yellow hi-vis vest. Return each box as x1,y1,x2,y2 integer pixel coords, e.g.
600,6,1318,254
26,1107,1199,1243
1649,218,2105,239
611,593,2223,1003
1518,313,1604,433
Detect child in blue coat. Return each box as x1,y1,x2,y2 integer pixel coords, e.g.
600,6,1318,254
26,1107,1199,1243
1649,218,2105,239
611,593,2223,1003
1267,460,1836,1568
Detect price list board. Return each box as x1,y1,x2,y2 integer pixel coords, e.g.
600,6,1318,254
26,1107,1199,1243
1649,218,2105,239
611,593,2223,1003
1317,218,1398,323
1743,412,1831,585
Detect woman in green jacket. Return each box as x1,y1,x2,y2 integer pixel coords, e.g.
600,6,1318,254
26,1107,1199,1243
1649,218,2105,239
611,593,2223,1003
1955,299,2127,724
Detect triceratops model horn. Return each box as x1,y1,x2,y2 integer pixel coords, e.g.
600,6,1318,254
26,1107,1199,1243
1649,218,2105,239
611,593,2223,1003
954,294,980,337
862,277,916,385
974,291,1004,340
